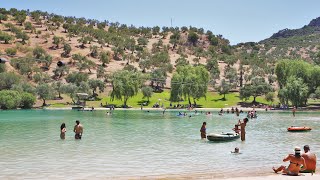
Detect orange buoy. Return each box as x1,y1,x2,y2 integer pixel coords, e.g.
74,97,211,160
287,126,312,132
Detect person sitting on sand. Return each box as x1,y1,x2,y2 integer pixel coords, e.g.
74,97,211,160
300,145,317,173
273,147,307,176
200,122,207,139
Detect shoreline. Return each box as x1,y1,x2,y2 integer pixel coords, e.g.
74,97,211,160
40,106,320,112
114,172,319,180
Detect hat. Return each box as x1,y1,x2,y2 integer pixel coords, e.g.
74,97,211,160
294,147,301,153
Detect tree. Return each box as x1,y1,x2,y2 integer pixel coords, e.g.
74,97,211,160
90,45,99,58
240,77,273,103
188,31,199,46
110,70,145,107
62,43,72,57
141,86,153,102
16,31,29,44
0,72,21,90
280,76,309,107
66,72,89,86
61,83,78,104
36,83,55,106
0,31,14,44
215,79,231,100
20,92,36,109
170,65,209,105
52,81,64,99
33,46,46,59
137,37,148,46
0,90,22,109
265,92,274,105
315,86,320,99
0,13,8,23
24,22,33,31
53,36,63,48
88,79,105,96
96,66,106,79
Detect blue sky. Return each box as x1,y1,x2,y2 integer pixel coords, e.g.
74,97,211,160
2,0,320,44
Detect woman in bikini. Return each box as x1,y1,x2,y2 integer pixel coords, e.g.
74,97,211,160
272,147,307,176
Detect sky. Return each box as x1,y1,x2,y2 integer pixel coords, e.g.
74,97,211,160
2,0,320,45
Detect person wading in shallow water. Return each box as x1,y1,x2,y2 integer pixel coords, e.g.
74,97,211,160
60,123,66,140
237,118,249,141
200,122,207,139
74,120,83,140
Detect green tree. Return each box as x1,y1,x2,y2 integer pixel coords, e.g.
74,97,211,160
62,43,72,57
111,70,145,107
215,79,231,100
52,81,64,99
0,31,14,44
88,79,105,96
66,72,89,86
240,77,273,103
141,86,153,102
187,31,199,46
36,83,55,106
265,92,274,105
33,46,46,59
280,76,309,107
5,47,17,55
170,65,209,105
90,45,99,58
99,51,110,67
20,92,36,109
0,90,22,109
0,72,21,90
53,36,63,48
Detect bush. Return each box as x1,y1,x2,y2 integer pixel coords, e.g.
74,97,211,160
20,92,36,109
5,47,17,55
0,90,22,109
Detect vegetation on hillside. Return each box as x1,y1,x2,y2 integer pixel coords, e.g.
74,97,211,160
0,8,320,109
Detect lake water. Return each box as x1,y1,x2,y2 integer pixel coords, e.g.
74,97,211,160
0,110,319,179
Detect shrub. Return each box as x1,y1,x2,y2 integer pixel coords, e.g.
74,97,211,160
5,47,17,55
20,92,36,109
0,90,22,109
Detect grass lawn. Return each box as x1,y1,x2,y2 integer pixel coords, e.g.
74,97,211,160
44,90,278,108
84,90,275,108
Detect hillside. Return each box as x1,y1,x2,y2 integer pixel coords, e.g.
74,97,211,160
1,8,320,109
236,17,320,63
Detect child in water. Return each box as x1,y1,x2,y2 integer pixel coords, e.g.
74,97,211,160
231,147,240,154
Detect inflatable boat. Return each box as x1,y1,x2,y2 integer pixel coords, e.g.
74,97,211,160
287,126,312,132
207,133,240,141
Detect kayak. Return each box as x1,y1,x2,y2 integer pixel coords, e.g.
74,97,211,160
207,133,240,141
287,126,312,132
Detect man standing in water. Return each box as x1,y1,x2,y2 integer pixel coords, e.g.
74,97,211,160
238,118,249,141
74,120,83,139
292,106,296,117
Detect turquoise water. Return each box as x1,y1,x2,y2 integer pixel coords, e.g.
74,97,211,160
0,110,319,179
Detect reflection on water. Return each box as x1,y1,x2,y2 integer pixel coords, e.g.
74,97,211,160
0,110,319,179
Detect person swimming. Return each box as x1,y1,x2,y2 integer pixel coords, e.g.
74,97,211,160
231,147,241,154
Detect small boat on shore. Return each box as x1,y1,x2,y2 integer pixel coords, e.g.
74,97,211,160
287,126,312,132
207,133,240,141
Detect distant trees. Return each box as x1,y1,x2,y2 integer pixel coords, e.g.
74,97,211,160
36,83,55,106
188,31,199,46
141,86,153,103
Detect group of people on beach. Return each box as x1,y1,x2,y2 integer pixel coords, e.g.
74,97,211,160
199,109,317,176
273,145,317,175
60,120,83,140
